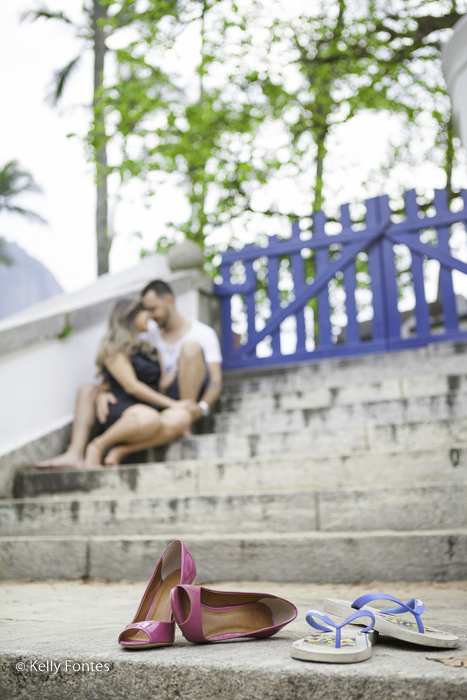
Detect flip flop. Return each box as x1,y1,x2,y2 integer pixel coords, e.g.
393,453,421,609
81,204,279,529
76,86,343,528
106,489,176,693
291,609,376,664
324,593,459,648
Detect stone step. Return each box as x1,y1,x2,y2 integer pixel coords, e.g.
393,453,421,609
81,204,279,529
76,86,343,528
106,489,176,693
1,530,466,581
2,580,466,700
220,341,467,397
213,393,467,434
1,483,466,537
165,417,467,461
14,447,467,499
217,374,467,414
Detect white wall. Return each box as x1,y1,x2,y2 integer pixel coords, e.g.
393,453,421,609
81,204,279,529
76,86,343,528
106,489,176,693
0,322,103,457
442,15,467,147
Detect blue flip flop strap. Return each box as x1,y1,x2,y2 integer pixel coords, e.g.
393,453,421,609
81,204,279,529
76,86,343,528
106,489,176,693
305,609,375,649
351,593,425,633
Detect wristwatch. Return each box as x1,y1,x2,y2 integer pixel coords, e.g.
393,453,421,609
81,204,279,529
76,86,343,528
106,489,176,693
198,400,210,417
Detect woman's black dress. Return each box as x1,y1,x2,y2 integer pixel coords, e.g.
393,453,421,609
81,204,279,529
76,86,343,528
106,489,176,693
102,352,162,431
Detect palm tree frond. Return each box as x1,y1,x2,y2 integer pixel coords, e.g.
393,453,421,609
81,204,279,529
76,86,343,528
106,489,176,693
0,161,48,226
47,55,82,104
2,205,47,225
21,7,74,25
0,161,42,199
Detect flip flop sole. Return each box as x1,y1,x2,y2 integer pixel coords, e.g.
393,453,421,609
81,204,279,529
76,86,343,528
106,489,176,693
291,627,373,664
323,598,459,648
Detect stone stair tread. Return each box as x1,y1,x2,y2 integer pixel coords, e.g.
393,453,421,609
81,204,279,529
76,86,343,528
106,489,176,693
5,478,466,502
14,446,467,500
2,579,466,700
2,528,466,544
1,529,466,582
220,343,467,383
216,386,467,414
212,393,467,433
3,481,466,538
172,416,467,449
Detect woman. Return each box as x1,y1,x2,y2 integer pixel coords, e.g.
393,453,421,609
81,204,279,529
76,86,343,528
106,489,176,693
83,298,198,468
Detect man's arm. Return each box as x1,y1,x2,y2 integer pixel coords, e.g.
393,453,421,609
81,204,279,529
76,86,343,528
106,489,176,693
199,362,222,409
95,381,117,424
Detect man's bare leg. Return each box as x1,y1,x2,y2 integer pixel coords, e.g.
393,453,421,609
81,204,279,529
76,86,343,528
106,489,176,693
177,340,206,399
176,340,205,436
36,384,100,469
104,406,192,466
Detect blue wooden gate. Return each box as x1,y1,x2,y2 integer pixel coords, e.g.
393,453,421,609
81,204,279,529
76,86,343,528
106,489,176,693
215,189,467,370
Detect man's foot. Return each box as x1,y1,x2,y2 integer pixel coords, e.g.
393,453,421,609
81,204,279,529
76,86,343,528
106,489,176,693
35,452,83,469
103,446,128,466
83,441,103,469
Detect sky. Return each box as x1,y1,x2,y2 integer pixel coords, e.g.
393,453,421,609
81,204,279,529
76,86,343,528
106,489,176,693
1,0,466,296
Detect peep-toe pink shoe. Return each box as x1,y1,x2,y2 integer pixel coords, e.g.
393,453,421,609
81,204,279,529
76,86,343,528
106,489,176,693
170,584,297,643
118,540,196,649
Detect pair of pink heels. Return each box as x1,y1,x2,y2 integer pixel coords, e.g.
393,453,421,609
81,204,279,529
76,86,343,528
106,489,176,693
118,540,297,648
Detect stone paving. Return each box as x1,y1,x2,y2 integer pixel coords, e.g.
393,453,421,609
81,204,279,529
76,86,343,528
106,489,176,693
1,578,466,700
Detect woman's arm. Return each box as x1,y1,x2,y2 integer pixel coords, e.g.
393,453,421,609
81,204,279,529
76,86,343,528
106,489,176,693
104,352,179,409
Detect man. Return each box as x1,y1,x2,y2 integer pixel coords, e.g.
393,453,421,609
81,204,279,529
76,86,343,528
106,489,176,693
36,279,222,468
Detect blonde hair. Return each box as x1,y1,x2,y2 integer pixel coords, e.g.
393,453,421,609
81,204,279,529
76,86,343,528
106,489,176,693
96,298,156,377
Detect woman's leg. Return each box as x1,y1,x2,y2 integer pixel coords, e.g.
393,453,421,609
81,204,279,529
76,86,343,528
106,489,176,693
36,384,100,468
104,406,192,466
83,404,164,468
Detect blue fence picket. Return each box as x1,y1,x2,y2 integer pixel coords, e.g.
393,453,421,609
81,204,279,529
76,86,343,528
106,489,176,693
365,198,388,344
434,189,458,333
404,190,430,337
290,221,307,352
219,261,236,361
313,210,333,348
340,203,360,344
266,239,281,355
378,195,402,344
244,257,257,348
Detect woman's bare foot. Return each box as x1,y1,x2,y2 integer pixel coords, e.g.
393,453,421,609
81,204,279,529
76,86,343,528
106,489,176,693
83,440,103,469
103,446,128,466
35,452,83,469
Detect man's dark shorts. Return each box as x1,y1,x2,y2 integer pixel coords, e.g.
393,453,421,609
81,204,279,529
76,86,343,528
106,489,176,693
166,370,209,402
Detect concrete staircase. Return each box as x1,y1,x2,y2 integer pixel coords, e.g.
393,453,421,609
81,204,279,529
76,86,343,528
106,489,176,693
1,340,467,582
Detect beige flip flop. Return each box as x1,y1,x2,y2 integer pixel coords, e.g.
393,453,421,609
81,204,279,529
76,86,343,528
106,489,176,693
291,608,377,664
324,593,459,648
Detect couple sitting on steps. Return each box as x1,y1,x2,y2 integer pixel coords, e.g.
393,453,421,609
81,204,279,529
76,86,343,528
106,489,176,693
36,279,223,470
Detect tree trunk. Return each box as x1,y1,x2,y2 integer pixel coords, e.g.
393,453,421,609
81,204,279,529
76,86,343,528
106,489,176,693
93,0,110,276
313,131,327,213
444,115,455,201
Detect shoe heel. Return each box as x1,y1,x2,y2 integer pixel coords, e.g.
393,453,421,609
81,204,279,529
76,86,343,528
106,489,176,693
118,540,196,649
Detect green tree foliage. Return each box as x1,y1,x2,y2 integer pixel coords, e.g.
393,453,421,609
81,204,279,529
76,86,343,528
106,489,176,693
235,0,465,211
103,0,283,274
101,0,466,272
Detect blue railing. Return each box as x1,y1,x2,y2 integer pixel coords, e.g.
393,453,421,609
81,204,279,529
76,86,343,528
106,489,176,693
215,189,467,370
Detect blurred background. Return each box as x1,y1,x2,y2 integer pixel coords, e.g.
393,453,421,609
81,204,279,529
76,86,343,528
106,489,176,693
1,0,466,304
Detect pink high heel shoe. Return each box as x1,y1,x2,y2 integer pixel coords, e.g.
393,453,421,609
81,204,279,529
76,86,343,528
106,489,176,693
170,584,297,643
118,540,196,649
